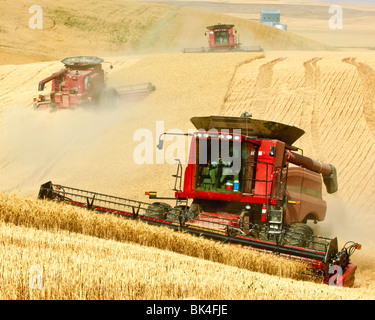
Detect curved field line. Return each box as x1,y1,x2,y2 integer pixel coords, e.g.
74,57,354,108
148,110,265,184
220,54,265,115
221,57,284,117
343,57,375,138
299,57,322,155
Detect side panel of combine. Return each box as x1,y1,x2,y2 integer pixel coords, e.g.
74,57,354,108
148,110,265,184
285,167,327,224
299,168,326,222
285,167,302,222
208,31,215,47
228,29,235,46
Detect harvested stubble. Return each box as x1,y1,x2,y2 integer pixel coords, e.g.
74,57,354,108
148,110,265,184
0,191,310,282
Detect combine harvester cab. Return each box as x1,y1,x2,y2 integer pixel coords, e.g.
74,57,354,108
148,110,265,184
33,56,155,110
37,113,360,287
183,23,263,53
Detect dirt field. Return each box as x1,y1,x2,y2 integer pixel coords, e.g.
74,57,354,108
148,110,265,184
0,0,375,299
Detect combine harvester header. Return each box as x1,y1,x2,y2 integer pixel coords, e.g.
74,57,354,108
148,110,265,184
34,56,155,110
38,113,360,287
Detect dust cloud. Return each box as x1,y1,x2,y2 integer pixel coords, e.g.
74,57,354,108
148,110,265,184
310,196,375,275
0,102,132,197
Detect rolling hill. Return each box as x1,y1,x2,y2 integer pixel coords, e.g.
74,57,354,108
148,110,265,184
0,0,374,299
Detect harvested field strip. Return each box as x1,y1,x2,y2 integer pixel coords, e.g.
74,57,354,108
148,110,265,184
0,61,61,110
314,58,374,211
221,57,274,115
302,57,322,155
255,58,286,118
222,55,265,105
221,54,375,225
0,191,311,282
267,58,305,126
343,58,375,138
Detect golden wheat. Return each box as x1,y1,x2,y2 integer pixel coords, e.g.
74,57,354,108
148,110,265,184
0,0,334,64
1,214,374,300
0,191,310,281
0,0,374,300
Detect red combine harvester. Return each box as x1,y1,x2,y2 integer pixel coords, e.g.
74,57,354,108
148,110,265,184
38,113,360,287
33,56,155,110
183,23,263,53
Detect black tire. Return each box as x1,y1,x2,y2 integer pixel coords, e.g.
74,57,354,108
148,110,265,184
146,202,172,219
169,205,190,222
284,223,313,248
99,88,119,107
189,203,202,217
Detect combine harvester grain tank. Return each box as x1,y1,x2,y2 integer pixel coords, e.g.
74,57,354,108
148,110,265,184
33,56,155,110
38,113,360,287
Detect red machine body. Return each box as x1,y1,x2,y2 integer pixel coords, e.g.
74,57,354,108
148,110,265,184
174,116,331,226
207,24,237,51
147,114,358,287
183,23,263,53
37,114,360,287
34,56,155,110
176,134,327,225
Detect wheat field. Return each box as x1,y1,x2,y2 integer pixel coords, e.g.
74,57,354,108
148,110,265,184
221,52,375,228
1,191,375,300
1,0,375,299
0,0,334,63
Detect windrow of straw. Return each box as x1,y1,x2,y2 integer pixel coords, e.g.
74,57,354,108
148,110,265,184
0,191,311,282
